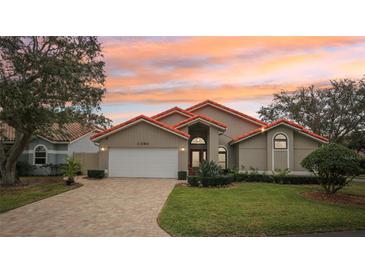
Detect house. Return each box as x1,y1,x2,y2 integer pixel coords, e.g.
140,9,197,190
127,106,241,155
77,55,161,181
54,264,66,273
1,123,100,175
91,100,329,178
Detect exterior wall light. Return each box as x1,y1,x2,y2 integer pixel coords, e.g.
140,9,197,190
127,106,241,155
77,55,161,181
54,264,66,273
180,147,185,151
100,147,106,151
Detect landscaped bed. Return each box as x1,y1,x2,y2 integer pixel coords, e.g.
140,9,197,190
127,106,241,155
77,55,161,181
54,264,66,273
158,182,365,236
0,177,82,213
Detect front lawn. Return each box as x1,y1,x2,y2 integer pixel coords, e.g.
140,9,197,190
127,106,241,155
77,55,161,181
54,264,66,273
0,177,81,213
159,182,365,236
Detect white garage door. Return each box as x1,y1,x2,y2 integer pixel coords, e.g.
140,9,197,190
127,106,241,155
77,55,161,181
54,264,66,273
108,148,178,178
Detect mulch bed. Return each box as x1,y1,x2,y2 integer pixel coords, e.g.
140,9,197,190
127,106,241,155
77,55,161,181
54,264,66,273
301,191,365,206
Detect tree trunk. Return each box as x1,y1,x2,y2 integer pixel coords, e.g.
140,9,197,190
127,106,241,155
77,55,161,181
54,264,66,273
0,130,32,186
0,163,19,185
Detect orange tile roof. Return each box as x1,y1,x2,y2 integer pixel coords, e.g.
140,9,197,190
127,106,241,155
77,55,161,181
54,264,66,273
151,106,194,120
186,100,267,126
91,115,190,141
0,122,98,143
230,118,329,144
173,114,227,129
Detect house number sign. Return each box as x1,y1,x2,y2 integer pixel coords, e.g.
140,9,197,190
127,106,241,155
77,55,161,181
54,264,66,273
137,141,149,146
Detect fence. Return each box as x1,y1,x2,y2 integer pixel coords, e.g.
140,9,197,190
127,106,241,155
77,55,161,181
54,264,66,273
73,153,99,174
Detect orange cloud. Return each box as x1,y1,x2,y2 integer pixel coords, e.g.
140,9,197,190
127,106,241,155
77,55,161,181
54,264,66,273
101,36,365,106
103,83,320,105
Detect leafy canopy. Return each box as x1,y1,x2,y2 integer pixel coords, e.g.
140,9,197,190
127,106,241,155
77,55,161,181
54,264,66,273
0,36,109,136
258,78,365,143
301,143,361,194
0,36,109,185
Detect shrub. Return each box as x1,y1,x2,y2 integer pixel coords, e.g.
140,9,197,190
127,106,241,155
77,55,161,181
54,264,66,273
16,161,35,176
221,168,236,175
198,160,221,177
201,175,234,187
272,175,320,184
301,143,361,193
360,157,365,174
44,163,65,176
61,157,81,185
187,176,200,187
87,169,105,179
187,175,234,187
234,172,273,183
178,171,187,180
272,168,290,184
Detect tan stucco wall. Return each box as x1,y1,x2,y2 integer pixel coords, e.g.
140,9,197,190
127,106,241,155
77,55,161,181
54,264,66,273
219,134,235,168
208,126,219,162
191,105,261,169
235,125,323,173
236,133,267,171
190,105,261,137
293,132,320,171
157,112,189,126
97,121,188,172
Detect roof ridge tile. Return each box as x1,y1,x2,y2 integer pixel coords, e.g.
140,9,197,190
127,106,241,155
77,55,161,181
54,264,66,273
185,100,267,126
91,115,190,141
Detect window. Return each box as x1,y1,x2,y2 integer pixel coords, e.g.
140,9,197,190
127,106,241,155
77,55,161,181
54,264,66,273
274,133,288,149
191,137,206,145
192,151,201,167
34,145,47,165
218,146,227,169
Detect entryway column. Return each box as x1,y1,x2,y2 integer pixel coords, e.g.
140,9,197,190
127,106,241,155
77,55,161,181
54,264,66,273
208,127,219,162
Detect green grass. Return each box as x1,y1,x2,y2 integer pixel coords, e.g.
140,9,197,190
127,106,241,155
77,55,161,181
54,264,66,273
159,182,365,236
0,179,81,213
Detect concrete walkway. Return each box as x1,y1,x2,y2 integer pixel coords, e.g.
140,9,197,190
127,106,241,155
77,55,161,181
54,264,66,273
0,177,177,236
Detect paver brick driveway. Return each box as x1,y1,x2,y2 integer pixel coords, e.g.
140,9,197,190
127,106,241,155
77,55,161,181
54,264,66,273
0,177,177,236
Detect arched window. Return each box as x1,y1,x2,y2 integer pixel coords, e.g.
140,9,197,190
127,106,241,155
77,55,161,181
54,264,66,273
34,145,47,165
191,137,206,145
274,133,288,149
218,146,227,169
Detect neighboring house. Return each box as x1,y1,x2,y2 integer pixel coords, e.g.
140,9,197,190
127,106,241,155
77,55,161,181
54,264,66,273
91,100,329,178
1,123,99,175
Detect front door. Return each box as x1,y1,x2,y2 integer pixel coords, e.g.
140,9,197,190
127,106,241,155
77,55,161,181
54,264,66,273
189,149,207,173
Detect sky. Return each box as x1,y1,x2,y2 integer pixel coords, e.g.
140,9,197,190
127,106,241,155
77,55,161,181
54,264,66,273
99,37,365,124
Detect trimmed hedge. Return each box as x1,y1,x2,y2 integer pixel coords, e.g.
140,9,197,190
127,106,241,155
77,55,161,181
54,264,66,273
187,172,324,187
178,171,187,180
271,175,321,184
201,175,234,187
235,172,322,185
187,175,234,187
87,170,105,179
187,176,200,187
234,173,273,182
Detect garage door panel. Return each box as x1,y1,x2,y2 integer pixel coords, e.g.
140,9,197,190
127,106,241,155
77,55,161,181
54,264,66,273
109,148,178,178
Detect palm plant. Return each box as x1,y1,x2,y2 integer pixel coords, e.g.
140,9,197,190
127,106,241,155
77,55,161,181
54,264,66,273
198,160,221,177
61,157,81,185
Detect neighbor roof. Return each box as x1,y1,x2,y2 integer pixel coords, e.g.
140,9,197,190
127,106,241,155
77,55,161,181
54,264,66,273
173,114,227,131
230,118,329,144
151,106,194,120
0,122,99,143
186,100,267,126
91,115,190,141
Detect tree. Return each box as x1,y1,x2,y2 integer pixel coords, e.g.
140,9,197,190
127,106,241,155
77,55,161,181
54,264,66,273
301,144,361,194
258,78,365,143
344,130,365,154
61,157,81,185
0,37,109,185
